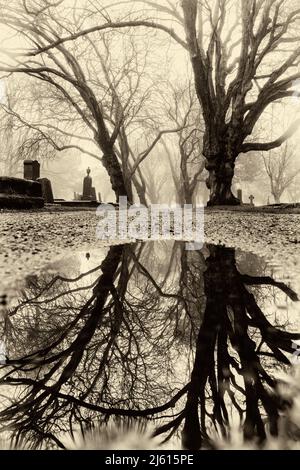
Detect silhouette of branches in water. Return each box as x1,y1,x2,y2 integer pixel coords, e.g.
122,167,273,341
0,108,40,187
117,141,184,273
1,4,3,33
0,242,299,450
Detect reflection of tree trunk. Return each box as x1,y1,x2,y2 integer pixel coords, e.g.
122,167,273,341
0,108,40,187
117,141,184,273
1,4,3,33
182,292,220,450
0,244,125,446
181,244,300,450
3,241,300,449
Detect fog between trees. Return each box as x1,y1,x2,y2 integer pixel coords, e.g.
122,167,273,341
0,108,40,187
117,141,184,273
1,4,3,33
1,0,300,205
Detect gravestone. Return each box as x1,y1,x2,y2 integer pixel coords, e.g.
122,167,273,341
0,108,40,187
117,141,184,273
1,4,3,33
37,178,54,203
237,189,243,204
91,187,97,202
0,177,44,209
98,192,102,203
249,195,255,207
24,160,40,181
82,167,93,200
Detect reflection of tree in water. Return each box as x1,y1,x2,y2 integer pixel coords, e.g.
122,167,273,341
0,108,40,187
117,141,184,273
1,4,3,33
181,245,299,449
0,243,189,448
0,243,299,450
1,245,127,448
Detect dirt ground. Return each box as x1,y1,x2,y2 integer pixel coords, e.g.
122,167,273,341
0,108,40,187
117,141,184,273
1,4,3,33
1,208,300,295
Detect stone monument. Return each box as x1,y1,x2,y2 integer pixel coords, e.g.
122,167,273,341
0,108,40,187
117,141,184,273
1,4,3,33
82,167,97,201
82,167,92,200
37,178,54,203
24,160,40,181
0,176,44,209
91,187,97,202
237,189,243,204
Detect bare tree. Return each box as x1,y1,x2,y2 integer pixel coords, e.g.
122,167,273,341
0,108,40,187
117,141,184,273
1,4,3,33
161,81,206,204
0,1,165,200
138,156,167,204
262,142,300,204
0,2,181,202
58,0,300,205
3,2,300,204
83,33,182,204
287,178,300,203
0,80,59,175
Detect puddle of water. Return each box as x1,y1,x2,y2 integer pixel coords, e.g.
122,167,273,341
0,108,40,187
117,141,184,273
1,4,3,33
0,241,300,450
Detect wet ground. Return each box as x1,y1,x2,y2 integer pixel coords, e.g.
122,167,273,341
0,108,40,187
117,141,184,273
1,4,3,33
1,234,300,449
1,210,300,293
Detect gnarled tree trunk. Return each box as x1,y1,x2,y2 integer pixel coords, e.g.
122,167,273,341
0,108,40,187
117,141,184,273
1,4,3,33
205,156,240,206
101,151,128,202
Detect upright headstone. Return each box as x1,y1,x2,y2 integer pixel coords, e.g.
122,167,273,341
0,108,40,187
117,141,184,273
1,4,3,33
37,178,54,203
249,195,255,207
91,187,97,202
24,160,40,181
237,189,243,204
82,167,92,200
98,192,102,204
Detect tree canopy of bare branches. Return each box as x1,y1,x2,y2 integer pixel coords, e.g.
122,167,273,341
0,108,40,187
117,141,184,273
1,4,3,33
1,1,300,205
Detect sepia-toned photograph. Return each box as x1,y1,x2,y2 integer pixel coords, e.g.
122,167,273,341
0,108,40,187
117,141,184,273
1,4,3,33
1,0,300,460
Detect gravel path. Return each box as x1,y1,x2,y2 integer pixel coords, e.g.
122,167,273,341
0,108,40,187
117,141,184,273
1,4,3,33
1,209,300,294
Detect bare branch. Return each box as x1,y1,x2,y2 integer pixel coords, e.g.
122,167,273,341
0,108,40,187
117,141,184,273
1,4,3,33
241,119,300,153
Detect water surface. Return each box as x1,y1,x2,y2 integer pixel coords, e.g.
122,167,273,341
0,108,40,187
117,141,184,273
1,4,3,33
0,241,299,449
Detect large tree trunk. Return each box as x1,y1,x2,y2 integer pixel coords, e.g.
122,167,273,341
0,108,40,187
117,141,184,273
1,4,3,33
101,151,128,202
123,173,134,204
205,156,240,206
132,178,148,206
